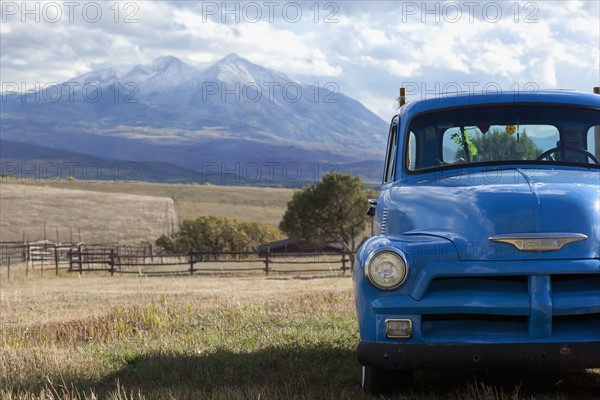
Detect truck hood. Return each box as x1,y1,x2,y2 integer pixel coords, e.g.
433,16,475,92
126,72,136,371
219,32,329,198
385,168,600,261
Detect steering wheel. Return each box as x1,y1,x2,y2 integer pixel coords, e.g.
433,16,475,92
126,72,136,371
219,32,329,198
536,146,600,165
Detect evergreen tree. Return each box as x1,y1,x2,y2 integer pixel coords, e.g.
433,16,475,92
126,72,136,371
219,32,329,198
279,172,375,252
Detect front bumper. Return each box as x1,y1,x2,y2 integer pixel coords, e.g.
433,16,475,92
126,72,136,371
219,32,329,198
358,340,600,369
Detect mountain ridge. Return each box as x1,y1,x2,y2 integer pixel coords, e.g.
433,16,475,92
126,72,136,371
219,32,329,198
0,139,383,185
1,54,388,184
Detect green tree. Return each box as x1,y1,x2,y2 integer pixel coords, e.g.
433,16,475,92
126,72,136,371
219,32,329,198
451,129,478,161
279,172,375,252
156,216,283,253
456,129,542,161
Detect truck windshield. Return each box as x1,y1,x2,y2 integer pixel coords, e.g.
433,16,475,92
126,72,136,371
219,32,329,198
405,105,600,172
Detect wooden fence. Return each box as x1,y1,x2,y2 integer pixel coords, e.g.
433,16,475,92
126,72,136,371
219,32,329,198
0,241,151,278
67,248,353,276
0,241,353,278
0,241,150,263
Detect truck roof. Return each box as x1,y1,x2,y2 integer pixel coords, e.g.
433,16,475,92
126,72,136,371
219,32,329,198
399,90,600,119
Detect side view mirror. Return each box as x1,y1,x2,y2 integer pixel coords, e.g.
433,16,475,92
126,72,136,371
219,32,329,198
367,198,377,217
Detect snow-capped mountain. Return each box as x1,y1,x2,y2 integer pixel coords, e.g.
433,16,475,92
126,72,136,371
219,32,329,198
1,54,388,182
122,55,199,88
72,68,120,87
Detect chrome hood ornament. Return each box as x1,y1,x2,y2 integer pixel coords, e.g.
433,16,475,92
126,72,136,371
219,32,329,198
489,233,588,252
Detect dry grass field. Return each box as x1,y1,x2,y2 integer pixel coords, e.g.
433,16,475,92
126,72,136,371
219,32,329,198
0,179,294,243
1,179,598,399
1,270,599,400
0,183,178,243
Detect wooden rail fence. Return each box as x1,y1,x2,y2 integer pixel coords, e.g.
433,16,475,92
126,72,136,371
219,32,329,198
67,249,353,276
1,241,353,278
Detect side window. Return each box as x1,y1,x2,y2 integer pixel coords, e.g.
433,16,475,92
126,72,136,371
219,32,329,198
587,126,600,159
383,123,398,183
406,131,417,170
442,127,462,163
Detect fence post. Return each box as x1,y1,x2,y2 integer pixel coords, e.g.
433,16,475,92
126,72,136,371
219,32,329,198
109,249,115,276
189,251,195,275
54,244,59,276
68,249,73,272
7,257,10,280
118,250,122,272
341,254,347,274
264,247,270,276
78,245,83,275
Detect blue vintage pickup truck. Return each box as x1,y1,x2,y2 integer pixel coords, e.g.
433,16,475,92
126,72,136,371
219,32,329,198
354,89,600,394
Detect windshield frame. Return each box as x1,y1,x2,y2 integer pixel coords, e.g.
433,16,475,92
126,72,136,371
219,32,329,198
402,103,600,176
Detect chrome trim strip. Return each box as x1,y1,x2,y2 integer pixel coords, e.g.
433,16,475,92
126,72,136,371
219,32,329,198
489,233,588,252
381,208,388,235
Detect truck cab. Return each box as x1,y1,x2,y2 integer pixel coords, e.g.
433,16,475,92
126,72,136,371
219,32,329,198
354,89,600,395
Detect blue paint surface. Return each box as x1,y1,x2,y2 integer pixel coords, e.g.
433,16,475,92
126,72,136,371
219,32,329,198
354,91,600,355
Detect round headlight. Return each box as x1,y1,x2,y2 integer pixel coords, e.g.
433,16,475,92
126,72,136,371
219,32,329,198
365,251,407,289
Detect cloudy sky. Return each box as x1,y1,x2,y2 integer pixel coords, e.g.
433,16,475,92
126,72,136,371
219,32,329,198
1,0,599,118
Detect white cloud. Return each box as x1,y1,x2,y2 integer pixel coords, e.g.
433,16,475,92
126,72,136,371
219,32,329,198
359,26,390,47
1,0,599,118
